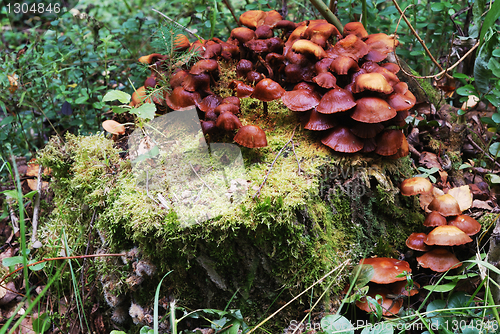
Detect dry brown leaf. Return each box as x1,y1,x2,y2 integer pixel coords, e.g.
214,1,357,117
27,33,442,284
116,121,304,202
26,179,49,191
448,185,473,211
472,200,494,211
419,152,441,170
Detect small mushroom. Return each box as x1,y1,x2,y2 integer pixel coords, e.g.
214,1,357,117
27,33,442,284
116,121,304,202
321,126,364,153
103,120,126,135
424,225,472,246
400,177,433,196
428,194,462,217
423,211,447,227
215,111,242,131
448,215,481,236
234,125,267,148
417,248,461,272
350,97,396,123
406,233,431,252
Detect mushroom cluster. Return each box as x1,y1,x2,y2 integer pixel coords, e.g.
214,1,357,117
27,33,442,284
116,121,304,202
400,177,481,272
127,10,415,154
355,257,417,316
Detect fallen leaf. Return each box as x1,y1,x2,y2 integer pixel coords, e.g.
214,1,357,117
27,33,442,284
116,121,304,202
448,185,473,211
472,200,494,211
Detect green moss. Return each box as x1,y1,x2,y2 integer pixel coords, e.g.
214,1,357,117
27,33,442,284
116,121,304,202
36,71,426,330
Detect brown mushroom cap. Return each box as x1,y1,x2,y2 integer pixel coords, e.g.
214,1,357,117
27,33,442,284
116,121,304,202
165,86,201,110
365,33,400,62
356,285,403,316
388,136,409,159
221,96,240,108
400,177,433,196
303,21,340,48
138,53,165,64
417,248,461,272
230,27,256,44
251,78,285,102
292,39,326,59
255,25,274,39
239,10,266,29
234,125,267,148
359,257,411,284
170,70,189,89
423,211,447,227
236,59,253,78
215,111,242,131
448,215,481,236
424,225,473,246
321,126,364,153
281,89,321,111
312,72,337,88
406,233,431,251
173,34,191,52
103,120,126,135
229,80,254,98
214,103,240,115
316,86,356,114
190,59,219,75
375,130,404,156
350,97,396,123
196,95,222,113
428,194,462,217
353,73,394,94
329,55,360,75
302,109,337,131
343,22,368,39
329,34,370,61
381,62,400,74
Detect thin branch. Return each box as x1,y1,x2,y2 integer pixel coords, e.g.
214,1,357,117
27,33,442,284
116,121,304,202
189,162,216,194
308,0,343,34
152,8,201,40
30,165,43,243
467,134,500,169
253,126,298,198
221,0,241,26
391,0,451,79
291,140,303,175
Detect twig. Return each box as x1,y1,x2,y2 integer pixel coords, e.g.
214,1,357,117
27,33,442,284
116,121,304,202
221,0,240,26
189,162,216,194
391,0,450,78
30,165,43,244
253,126,298,198
308,0,343,34
291,140,303,175
467,134,500,169
152,8,201,40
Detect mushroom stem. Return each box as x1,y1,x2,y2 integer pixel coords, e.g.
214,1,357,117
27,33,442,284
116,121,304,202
263,101,268,117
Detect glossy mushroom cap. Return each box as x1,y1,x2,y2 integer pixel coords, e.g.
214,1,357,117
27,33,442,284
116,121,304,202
302,109,337,131
400,177,433,196
234,125,267,148
229,80,254,98
196,95,222,113
321,126,364,153
303,21,340,48
313,72,337,89
350,97,396,123
356,285,403,316
292,39,326,59
230,27,256,44
423,211,447,227
165,87,201,110
281,89,321,112
251,78,285,102
406,233,431,251
424,225,473,246
343,22,368,39
375,130,404,156
353,73,394,94
448,215,481,236
428,194,462,216
103,120,126,135
359,257,411,284
316,86,356,114
190,59,219,75
417,248,461,272
350,122,384,139
215,111,242,131
236,59,253,78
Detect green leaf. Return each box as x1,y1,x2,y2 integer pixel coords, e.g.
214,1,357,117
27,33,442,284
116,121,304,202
493,48,500,57
321,314,354,334
130,103,156,120
486,93,500,108
479,0,500,44
28,260,46,271
23,190,38,200
489,142,500,157
0,116,15,127
102,90,131,104
492,113,500,124
481,117,497,126
2,256,25,267
457,108,467,116
489,57,500,77
75,95,89,104
1,189,19,199
459,163,472,170
448,291,470,309
111,106,131,114
423,282,457,292
350,264,375,288
474,55,492,94
488,173,500,183
139,326,153,334
32,313,51,333
456,84,476,96
430,3,445,11
110,331,127,334
426,299,449,329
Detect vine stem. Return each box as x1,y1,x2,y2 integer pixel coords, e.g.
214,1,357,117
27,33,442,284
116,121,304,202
391,0,452,79
308,0,343,34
